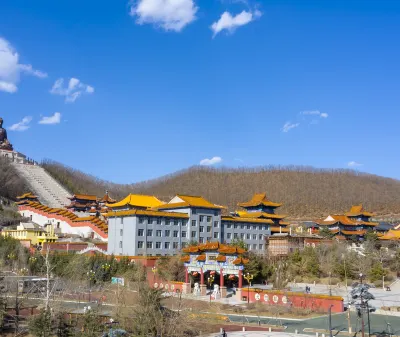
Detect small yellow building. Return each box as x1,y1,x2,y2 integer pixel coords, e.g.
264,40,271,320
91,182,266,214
1,222,58,246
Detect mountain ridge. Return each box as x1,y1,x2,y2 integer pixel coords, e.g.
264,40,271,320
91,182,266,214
41,160,400,219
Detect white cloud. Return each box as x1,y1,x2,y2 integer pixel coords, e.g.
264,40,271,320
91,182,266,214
282,122,299,133
50,78,95,103
301,110,328,118
18,64,48,79
200,156,222,166
129,0,198,32
348,161,363,167
39,112,61,125
9,116,32,131
0,37,47,93
211,9,262,37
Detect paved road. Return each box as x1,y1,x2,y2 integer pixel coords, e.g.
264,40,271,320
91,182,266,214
227,312,400,335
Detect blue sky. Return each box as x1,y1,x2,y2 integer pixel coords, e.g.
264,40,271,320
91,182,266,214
1,0,400,183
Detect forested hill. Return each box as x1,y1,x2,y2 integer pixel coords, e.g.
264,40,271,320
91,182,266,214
41,160,400,219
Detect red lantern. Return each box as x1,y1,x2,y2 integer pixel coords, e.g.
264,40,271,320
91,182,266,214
192,271,199,277
210,271,216,275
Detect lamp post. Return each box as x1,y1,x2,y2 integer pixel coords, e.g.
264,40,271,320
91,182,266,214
244,273,254,304
328,305,334,337
87,270,95,302
152,266,157,284
359,273,365,337
207,275,214,304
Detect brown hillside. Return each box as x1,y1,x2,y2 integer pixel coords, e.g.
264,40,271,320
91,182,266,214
41,160,400,219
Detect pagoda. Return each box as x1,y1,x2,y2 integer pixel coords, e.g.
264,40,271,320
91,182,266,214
318,204,378,240
66,194,98,212
223,193,290,234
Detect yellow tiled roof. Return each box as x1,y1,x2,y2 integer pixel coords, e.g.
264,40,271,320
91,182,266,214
345,204,375,217
154,195,224,210
107,194,164,208
236,211,286,220
238,193,282,208
16,192,38,200
69,194,98,201
379,230,400,240
221,216,274,224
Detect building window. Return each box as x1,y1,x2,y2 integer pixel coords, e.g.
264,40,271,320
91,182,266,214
139,217,144,224
164,242,170,249
156,242,161,249
191,220,197,226
148,218,153,224
173,231,179,238
207,237,211,241
156,230,162,237
253,244,257,250
234,224,238,229
263,225,267,230
147,229,153,236
181,242,187,248
247,225,250,230
207,226,211,233
252,234,257,240
207,216,212,223
240,233,244,239
253,225,257,230
173,220,178,226
182,231,187,238
259,244,263,250
138,229,144,236
192,209,197,215
259,234,263,240
240,224,244,229
120,229,123,236
234,233,238,239
213,232,219,239
138,241,144,249
199,237,204,243
173,242,179,249
200,215,204,222
182,221,187,226
214,221,219,228
246,233,250,240
119,241,123,248
191,231,196,238
227,223,232,229
227,233,232,239
165,230,170,237
170,220,174,226
147,241,153,249
157,218,162,225
199,226,204,233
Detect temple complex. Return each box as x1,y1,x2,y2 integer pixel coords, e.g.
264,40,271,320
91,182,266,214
317,204,378,240
67,192,116,214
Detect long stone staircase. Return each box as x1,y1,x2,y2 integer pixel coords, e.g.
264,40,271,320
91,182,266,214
13,164,71,208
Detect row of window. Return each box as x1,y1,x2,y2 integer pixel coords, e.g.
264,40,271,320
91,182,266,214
226,233,264,240
118,240,265,251
138,241,179,249
223,223,268,231
135,229,222,239
137,217,187,226
191,220,219,227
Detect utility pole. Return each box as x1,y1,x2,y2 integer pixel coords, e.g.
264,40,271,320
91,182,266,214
360,274,365,337
328,305,333,337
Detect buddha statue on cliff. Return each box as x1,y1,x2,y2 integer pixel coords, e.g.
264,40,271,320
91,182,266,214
0,117,13,151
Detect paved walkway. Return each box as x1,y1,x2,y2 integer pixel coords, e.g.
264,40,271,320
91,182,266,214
205,331,311,337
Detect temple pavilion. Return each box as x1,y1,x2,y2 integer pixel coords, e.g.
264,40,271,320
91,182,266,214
222,193,290,234
67,192,116,214
317,204,378,240
180,242,248,298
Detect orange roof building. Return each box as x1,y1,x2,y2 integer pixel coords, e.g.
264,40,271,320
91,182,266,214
317,204,378,240
16,192,39,205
